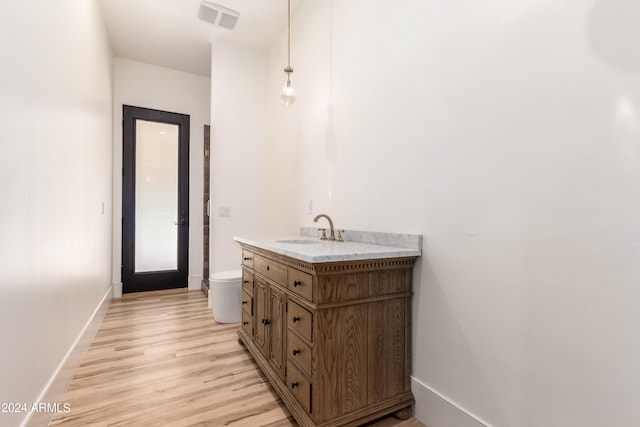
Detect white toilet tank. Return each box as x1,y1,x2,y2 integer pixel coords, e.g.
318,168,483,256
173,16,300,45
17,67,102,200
210,269,242,323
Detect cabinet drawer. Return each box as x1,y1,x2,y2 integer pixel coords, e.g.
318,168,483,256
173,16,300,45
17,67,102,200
254,254,287,284
242,250,254,268
287,331,312,378
241,309,252,337
287,361,311,413
288,301,313,343
241,290,252,316
242,270,253,295
288,268,313,301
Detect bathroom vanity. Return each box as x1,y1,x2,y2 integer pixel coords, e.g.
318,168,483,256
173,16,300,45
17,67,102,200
234,232,421,427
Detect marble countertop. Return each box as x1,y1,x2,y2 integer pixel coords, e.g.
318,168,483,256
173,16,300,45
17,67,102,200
234,231,421,263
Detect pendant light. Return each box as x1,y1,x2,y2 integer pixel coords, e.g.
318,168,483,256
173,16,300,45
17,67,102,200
279,0,296,106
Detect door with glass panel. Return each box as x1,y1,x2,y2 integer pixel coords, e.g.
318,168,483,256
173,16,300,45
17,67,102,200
122,105,189,293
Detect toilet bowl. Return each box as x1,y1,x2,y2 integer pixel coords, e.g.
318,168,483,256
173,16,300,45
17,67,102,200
210,269,242,323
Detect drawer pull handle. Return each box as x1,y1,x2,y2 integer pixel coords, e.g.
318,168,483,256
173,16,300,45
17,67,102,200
291,382,299,389
243,321,249,325
292,316,301,323
242,301,248,305
293,280,302,287
243,257,252,261
266,265,270,271
243,280,250,284
292,349,301,356
262,319,270,325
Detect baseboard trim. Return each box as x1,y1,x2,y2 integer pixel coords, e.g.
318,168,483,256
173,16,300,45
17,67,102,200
23,285,113,427
188,275,202,291
411,376,493,427
113,282,122,298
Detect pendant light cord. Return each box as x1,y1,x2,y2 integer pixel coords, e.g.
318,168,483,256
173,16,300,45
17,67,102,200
287,0,291,70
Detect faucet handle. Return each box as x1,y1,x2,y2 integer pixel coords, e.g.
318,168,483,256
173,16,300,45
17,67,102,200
317,228,328,240
336,229,345,242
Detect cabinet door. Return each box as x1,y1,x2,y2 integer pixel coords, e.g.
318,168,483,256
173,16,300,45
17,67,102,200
269,286,286,381
254,277,268,357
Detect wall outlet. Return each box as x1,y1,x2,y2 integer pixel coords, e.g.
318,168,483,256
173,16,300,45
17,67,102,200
305,200,313,215
217,206,231,217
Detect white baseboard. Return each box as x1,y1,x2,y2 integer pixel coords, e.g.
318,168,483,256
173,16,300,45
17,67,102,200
113,282,122,298
411,376,493,427
188,275,202,291
23,285,113,427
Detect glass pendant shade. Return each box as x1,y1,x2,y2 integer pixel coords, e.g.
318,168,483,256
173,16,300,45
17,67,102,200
280,71,296,106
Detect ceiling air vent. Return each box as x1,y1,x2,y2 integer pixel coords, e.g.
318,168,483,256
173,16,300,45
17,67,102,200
198,1,240,29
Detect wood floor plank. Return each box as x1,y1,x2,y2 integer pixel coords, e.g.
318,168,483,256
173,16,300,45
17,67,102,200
50,289,425,427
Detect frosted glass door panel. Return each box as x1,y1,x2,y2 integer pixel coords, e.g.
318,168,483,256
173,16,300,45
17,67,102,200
135,120,179,272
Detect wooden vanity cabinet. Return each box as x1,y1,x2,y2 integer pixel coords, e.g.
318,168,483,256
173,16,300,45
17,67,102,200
237,245,417,427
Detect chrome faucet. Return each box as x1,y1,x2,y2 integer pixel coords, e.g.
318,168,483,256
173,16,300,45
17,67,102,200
313,213,336,241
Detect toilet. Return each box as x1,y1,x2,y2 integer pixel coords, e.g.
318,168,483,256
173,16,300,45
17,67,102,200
210,269,242,323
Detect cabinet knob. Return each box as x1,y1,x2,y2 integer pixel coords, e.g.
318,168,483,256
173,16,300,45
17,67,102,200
292,316,301,323
290,382,299,389
266,265,270,271
262,319,270,325
292,349,301,356
293,280,302,287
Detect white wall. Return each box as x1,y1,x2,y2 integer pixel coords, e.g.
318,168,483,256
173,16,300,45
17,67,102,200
112,58,211,292
0,1,114,426
210,41,275,274
265,1,640,426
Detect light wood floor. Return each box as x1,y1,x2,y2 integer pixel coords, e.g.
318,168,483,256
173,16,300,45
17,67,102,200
50,288,425,427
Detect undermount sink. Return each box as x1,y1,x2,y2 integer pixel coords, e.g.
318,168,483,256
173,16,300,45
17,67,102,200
275,239,320,245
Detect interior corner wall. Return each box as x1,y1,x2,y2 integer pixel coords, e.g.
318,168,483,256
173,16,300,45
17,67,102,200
267,1,640,426
0,1,114,426
112,58,211,292
209,41,279,275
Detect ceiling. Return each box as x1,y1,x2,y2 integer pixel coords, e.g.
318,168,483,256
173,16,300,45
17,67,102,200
98,0,302,77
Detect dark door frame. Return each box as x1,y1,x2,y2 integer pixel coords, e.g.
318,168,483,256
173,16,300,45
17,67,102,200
201,124,211,295
122,105,190,293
